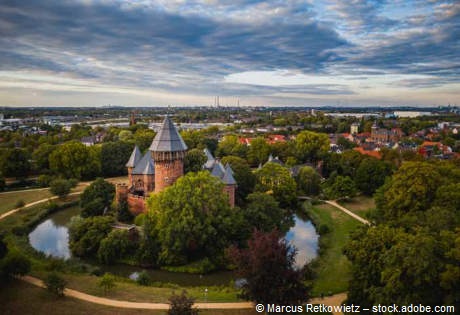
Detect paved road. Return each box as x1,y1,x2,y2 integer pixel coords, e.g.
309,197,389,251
21,275,346,313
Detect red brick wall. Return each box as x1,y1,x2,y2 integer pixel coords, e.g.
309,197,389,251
116,184,128,203
223,185,236,208
154,159,184,192
127,194,146,215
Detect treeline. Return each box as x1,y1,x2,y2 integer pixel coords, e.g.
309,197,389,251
345,160,460,310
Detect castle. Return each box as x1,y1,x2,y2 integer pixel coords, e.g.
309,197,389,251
116,116,236,215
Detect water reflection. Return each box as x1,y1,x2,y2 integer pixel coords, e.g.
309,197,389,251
28,206,80,260
285,217,319,268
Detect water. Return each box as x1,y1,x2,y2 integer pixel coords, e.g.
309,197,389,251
28,206,81,260
29,207,319,285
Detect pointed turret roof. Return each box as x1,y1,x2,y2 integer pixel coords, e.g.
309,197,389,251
149,116,188,152
132,152,155,175
203,148,216,170
126,145,142,168
222,164,237,185
211,161,225,178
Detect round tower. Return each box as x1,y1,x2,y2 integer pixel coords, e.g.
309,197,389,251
149,116,188,192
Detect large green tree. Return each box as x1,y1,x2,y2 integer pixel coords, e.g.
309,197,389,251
100,142,133,177
247,137,270,166
295,131,329,163
296,166,321,196
146,171,243,265
215,135,247,158
355,158,392,195
1,148,31,179
49,141,100,179
244,192,289,232
80,178,115,211
68,216,114,257
255,162,297,209
184,148,207,173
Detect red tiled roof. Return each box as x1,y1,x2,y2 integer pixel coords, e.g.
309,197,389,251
354,146,382,159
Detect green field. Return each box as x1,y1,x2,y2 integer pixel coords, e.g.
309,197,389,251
0,280,257,315
0,189,54,215
338,196,375,218
306,202,362,296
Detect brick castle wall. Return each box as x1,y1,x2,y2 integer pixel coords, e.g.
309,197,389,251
223,185,236,208
154,159,184,192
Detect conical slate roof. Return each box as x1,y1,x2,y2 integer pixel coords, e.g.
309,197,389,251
126,145,142,168
149,116,188,152
211,161,225,178
132,152,155,175
203,148,216,170
222,164,237,185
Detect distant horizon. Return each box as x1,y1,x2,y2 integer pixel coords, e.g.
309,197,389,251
1,1,459,107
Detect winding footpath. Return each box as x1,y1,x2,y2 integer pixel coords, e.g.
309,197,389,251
2,188,349,313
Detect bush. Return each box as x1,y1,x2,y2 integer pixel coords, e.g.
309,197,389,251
168,290,198,315
134,213,146,226
69,178,79,188
136,271,151,286
44,272,67,297
49,179,72,198
15,199,25,208
81,198,106,218
0,176,5,191
318,224,331,235
1,252,31,277
117,199,133,223
98,273,116,294
37,174,53,187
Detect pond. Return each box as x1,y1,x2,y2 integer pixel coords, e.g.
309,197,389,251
28,207,318,285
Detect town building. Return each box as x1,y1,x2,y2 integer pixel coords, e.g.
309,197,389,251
116,116,236,214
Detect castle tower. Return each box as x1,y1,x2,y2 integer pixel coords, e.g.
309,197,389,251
126,145,142,183
149,116,188,193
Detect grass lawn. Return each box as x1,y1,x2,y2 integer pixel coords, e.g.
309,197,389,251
0,280,257,315
0,189,54,215
337,195,375,218
306,202,362,296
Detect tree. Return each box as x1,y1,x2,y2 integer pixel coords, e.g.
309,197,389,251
97,230,135,264
296,166,321,196
374,162,442,223
244,192,289,232
216,135,247,158
49,178,72,199
1,251,31,278
322,175,357,200
184,148,207,173
247,137,270,166
80,178,115,210
118,130,133,142
68,216,114,257
32,143,56,171
228,229,309,305
134,128,156,152
295,131,329,163
44,272,67,297
339,150,364,178
81,198,106,218
255,163,297,209
136,271,151,286
220,155,256,203
98,273,116,294
100,142,133,177
1,148,31,179
355,158,392,195
49,141,99,179
146,171,242,265
116,198,133,223
168,290,198,315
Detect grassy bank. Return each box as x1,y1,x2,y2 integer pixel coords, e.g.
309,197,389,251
305,202,362,296
0,189,53,215
0,280,256,315
337,196,375,219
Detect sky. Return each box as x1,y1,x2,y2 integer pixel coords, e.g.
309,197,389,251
0,0,459,107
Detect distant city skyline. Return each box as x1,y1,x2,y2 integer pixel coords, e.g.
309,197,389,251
0,0,459,107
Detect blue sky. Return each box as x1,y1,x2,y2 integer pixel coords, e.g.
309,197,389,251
0,0,459,107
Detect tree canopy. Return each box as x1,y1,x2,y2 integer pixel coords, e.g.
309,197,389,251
146,171,243,266
295,131,329,163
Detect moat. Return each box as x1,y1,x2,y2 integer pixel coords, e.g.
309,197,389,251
29,206,319,286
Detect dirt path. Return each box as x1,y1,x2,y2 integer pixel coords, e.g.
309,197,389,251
21,275,346,313
324,200,370,225
0,191,83,220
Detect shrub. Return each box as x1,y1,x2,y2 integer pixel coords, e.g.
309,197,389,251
1,252,31,277
37,174,52,187
98,273,116,294
68,178,79,188
136,270,151,286
44,272,67,297
134,213,146,226
49,179,72,198
168,290,198,315
15,199,25,208
318,224,331,235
